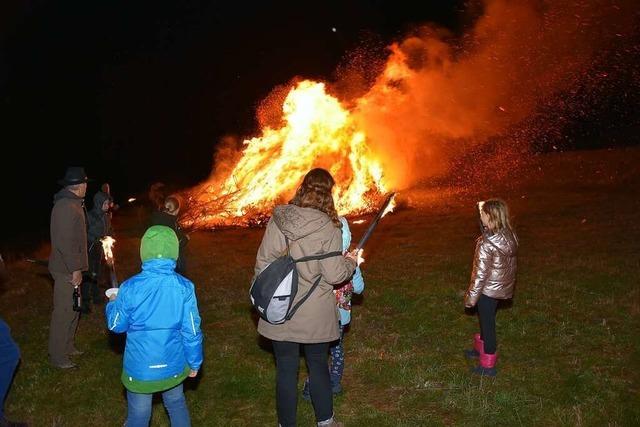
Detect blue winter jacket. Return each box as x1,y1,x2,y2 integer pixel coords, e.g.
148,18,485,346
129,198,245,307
105,258,203,381
339,217,364,326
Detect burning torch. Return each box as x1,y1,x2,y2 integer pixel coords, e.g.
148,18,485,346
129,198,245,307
355,192,397,251
101,236,119,289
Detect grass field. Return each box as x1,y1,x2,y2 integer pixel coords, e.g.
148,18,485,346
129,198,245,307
1,147,639,426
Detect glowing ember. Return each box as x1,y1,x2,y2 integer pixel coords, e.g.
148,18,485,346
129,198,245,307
101,236,116,264
184,81,388,228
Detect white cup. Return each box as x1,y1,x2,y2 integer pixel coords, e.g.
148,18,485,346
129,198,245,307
105,288,119,299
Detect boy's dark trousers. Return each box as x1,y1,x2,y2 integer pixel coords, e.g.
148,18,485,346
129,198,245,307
477,294,499,354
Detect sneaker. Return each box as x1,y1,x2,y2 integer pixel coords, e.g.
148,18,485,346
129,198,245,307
317,416,343,427
51,360,77,369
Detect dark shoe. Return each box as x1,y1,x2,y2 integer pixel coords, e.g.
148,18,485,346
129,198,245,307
301,378,311,401
464,349,480,359
331,382,342,395
0,416,29,427
471,365,497,376
52,361,77,369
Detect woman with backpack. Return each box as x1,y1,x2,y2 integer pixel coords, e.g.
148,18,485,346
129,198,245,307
253,168,361,427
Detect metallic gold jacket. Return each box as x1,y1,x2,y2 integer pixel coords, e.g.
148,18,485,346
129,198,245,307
465,228,518,307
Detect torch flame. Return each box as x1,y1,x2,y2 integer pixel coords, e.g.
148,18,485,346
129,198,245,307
101,236,116,264
185,80,389,228
381,194,397,218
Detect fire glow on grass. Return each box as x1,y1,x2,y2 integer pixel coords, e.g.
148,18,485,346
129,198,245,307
184,81,389,228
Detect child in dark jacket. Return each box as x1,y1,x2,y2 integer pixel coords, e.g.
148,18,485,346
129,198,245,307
150,195,189,276
82,190,113,310
106,225,203,427
464,199,518,377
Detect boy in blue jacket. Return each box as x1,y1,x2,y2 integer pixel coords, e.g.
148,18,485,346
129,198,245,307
106,225,203,427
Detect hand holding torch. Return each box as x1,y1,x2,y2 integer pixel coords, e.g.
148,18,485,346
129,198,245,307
101,236,119,290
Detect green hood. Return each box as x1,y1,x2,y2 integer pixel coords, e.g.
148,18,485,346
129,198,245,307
140,225,179,262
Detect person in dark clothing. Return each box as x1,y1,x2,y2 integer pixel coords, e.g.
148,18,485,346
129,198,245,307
48,166,89,369
81,190,114,312
0,255,28,427
149,195,189,276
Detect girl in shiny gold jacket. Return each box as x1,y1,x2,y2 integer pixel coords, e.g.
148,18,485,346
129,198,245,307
464,199,518,376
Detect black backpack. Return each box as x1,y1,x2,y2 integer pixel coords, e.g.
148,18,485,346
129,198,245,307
250,240,342,325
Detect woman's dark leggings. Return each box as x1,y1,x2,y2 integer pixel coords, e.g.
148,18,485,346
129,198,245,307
478,294,499,354
272,341,332,427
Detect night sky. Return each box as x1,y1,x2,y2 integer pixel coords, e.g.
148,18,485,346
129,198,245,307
0,0,637,242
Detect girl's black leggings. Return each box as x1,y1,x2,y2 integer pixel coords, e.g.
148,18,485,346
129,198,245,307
272,340,332,427
478,294,499,354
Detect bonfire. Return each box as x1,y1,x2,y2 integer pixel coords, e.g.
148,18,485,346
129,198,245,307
182,81,390,229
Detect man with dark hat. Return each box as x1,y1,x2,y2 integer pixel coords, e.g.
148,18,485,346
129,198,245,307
48,166,89,369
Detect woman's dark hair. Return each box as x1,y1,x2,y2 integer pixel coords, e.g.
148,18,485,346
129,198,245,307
290,168,341,228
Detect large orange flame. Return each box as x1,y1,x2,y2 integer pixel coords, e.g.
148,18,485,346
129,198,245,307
184,81,388,228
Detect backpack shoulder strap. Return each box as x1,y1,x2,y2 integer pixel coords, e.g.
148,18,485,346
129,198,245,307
285,275,322,321
293,251,343,263
284,250,343,320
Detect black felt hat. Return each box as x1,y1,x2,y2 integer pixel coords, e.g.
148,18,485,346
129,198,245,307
58,167,89,186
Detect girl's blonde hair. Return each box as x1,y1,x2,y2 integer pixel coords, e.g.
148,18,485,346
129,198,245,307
481,199,512,233
290,168,341,228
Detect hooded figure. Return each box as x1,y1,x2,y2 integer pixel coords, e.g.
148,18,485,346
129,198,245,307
81,190,113,309
105,225,203,426
87,191,113,244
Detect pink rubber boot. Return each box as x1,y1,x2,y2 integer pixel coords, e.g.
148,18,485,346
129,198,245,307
474,333,484,355
472,352,497,376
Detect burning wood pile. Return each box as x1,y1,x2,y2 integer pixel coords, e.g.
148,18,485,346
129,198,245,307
181,81,391,229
